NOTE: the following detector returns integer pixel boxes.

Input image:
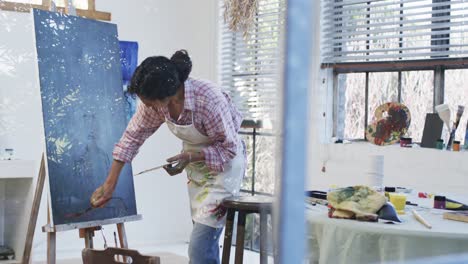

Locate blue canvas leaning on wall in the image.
[33,9,138,227]
[119,41,139,122]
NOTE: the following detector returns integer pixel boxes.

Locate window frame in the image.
[0,0,110,21]
[325,57,468,140]
[321,0,468,140]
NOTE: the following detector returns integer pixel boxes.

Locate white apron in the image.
[166,114,244,228]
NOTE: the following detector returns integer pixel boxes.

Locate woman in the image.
[90,50,245,264]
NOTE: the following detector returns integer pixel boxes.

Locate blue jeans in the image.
[188,222,224,264]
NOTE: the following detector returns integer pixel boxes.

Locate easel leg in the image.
[85,230,94,248]
[47,231,56,264]
[259,212,268,264]
[117,223,128,249]
[79,227,100,249]
[46,203,56,264]
[117,223,128,263]
[22,154,46,264]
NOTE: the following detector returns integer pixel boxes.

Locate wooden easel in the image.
[43,220,132,264]
[0,0,111,21]
[20,4,140,263]
[21,154,141,264]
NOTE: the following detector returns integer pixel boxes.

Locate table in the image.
[305,197,468,264]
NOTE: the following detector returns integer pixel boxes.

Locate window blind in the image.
[220,0,285,123]
[322,0,468,63]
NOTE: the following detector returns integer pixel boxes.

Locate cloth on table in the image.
[327,186,386,221]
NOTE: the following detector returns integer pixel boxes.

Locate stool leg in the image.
[259,212,268,264]
[272,215,278,264]
[222,209,235,264]
[235,211,246,264]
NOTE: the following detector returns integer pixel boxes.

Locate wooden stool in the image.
[221,195,273,264]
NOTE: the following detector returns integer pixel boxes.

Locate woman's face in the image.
[140,97,170,109]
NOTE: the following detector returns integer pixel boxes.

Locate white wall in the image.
[306,2,468,197]
[0,0,218,261]
[0,9,47,262]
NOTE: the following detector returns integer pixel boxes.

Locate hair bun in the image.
[170,49,192,82]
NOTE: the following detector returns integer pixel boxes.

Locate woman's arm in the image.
[91,102,164,207]
[164,94,241,175]
[201,97,242,173]
[112,103,164,162]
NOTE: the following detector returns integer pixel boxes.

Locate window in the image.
[220,0,285,253]
[322,0,468,143]
[220,0,285,125]
[220,0,285,196]
[0,0,110,21]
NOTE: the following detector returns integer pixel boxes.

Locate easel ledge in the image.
[0,0,111,21]
[42,214,142,232]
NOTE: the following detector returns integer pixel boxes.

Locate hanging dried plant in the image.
[223,0,259,38]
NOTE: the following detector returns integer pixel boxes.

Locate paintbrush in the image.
[64,206,94,218]
[412,209,432,229]
[435,104,451,132]
[465,121,468,150]
[446,105,465,150]
[134,161,178,176]
[435,104,451,148]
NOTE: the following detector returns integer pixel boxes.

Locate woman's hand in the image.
[164,152,191,176]
[90,181,116,208]
[90,160,125,207]
[164,151,205,176]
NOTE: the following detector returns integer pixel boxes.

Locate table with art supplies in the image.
[305,187,468,264]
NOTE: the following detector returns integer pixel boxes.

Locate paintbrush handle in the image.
[453,116,463,130]
[447,130,456,150]
[447,112,464,150]
[412,209,432,229]
[134,165,166,176]
[134,162,177,176]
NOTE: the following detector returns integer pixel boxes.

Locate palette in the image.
[366,102,411,146]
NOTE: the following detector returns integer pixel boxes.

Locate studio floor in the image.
[32,243,268,264]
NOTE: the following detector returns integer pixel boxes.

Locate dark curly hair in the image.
[127,50,192,100]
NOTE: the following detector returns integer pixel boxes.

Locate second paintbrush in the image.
[134,161,178,176]
[447,105,465,150]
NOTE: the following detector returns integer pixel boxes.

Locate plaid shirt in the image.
[113,78,243,172]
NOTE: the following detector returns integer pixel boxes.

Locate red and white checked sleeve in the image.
[201,96,242,173]
[112,103,164,162]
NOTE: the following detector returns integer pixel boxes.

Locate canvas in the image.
[33,9,137,226]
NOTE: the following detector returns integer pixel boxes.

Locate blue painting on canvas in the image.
[33,9,137,226]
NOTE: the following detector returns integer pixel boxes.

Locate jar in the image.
[4,148,14,160]
[453,141,461,151]
[436,139,444,150]
[384,186,396,199]
[434,195,446,209]
[400,137,412,147]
